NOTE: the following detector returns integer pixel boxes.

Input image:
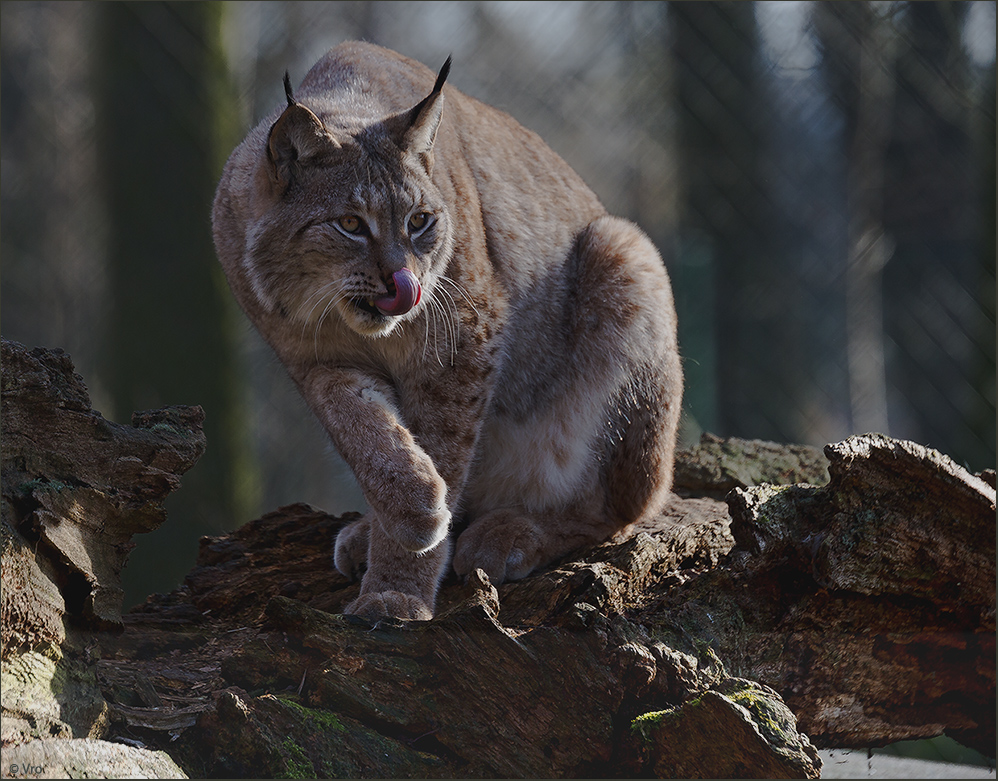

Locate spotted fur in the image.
[212,42,682,620]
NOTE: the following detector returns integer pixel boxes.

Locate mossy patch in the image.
[630,700,699,743]
[263,694,448,777]
[722,681,802,752]
[280,737,313,779]
[748,483,798,527]
[275,694,346,732]
[16,477,73,498]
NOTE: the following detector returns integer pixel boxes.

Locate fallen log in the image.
[2,339,993,778]
[717,435,995,753]
[1,339,202,777]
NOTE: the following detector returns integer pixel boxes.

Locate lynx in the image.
[212,42,682,620]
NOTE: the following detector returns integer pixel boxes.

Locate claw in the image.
[374,268,422,316]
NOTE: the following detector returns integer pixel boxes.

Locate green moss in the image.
[749,483,800,531]
[629,700,704,743]
[725,684,797,748]
[275,695,346,732]
[280,738,313,779]
[147,421,203,442]
[630,708,673,742]
[17,477,72,496]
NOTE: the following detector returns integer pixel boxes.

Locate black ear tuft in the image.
[394,55,452,164]
[283,71,295,106]
[432,56,452,94]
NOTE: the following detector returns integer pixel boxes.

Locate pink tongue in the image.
[374,268,422,316]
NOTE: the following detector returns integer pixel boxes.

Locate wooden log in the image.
[675,433,996,754]
[3,339,993,777]
[1,339,204,777]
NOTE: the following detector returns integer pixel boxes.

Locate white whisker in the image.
[296,278,348,324]
[293,279,351,359]
[437,274,480,320]
[437,289,459,365]
[432,296,452,366]
[425,297,444,366]
[420,294,436,363]
[423,278,461,366]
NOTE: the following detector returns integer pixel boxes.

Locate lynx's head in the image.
[244,58,454,338]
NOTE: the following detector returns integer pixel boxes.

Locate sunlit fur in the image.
[212,42,683,620]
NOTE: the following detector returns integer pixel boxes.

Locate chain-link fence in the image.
[2,1,995,605]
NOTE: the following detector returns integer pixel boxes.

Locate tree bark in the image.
[3,339,993,778]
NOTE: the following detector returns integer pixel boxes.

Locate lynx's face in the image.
[244,65,454,338]
[247,137,454,338]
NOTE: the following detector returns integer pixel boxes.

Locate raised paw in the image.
[334,516,370,580]
[345,590,433,621]
[453,511,544,585]
[382,502,452,554]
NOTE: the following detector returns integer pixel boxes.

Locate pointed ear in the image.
[397,56,451,165]
[266,72,340,190]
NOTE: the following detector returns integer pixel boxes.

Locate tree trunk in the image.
[2,339,993,778]
[840,3,897,436]
[670,2,791,442]
[93,1,251,607]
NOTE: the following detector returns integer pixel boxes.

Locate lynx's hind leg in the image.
[572,215,683,527]
[453,504,609,584]
[456,216,682,584]
[604,366,681,531]
[453,509,542,583]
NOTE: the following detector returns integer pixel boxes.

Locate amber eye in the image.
[408,212,431,233]
[337,215,363,235]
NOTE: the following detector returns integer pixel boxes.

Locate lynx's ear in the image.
[396,56,451,166]
[266,72,340,190]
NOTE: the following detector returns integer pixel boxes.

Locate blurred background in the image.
[2,1,995,611]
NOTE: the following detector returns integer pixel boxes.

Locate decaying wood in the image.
[715,435,996,753]
[1,339,202,777]
[2,339,994,778]
[1,340,206,632]
[671,431,830,500]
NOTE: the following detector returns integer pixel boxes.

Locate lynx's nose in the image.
[374,268,422,316]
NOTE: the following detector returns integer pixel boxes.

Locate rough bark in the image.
[2,339,994,778]
[715,435,995,753]
[1,339,202,777]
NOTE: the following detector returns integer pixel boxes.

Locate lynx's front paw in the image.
[453,511,545,585]
[382,502,451,554]
[345,591,433,621]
